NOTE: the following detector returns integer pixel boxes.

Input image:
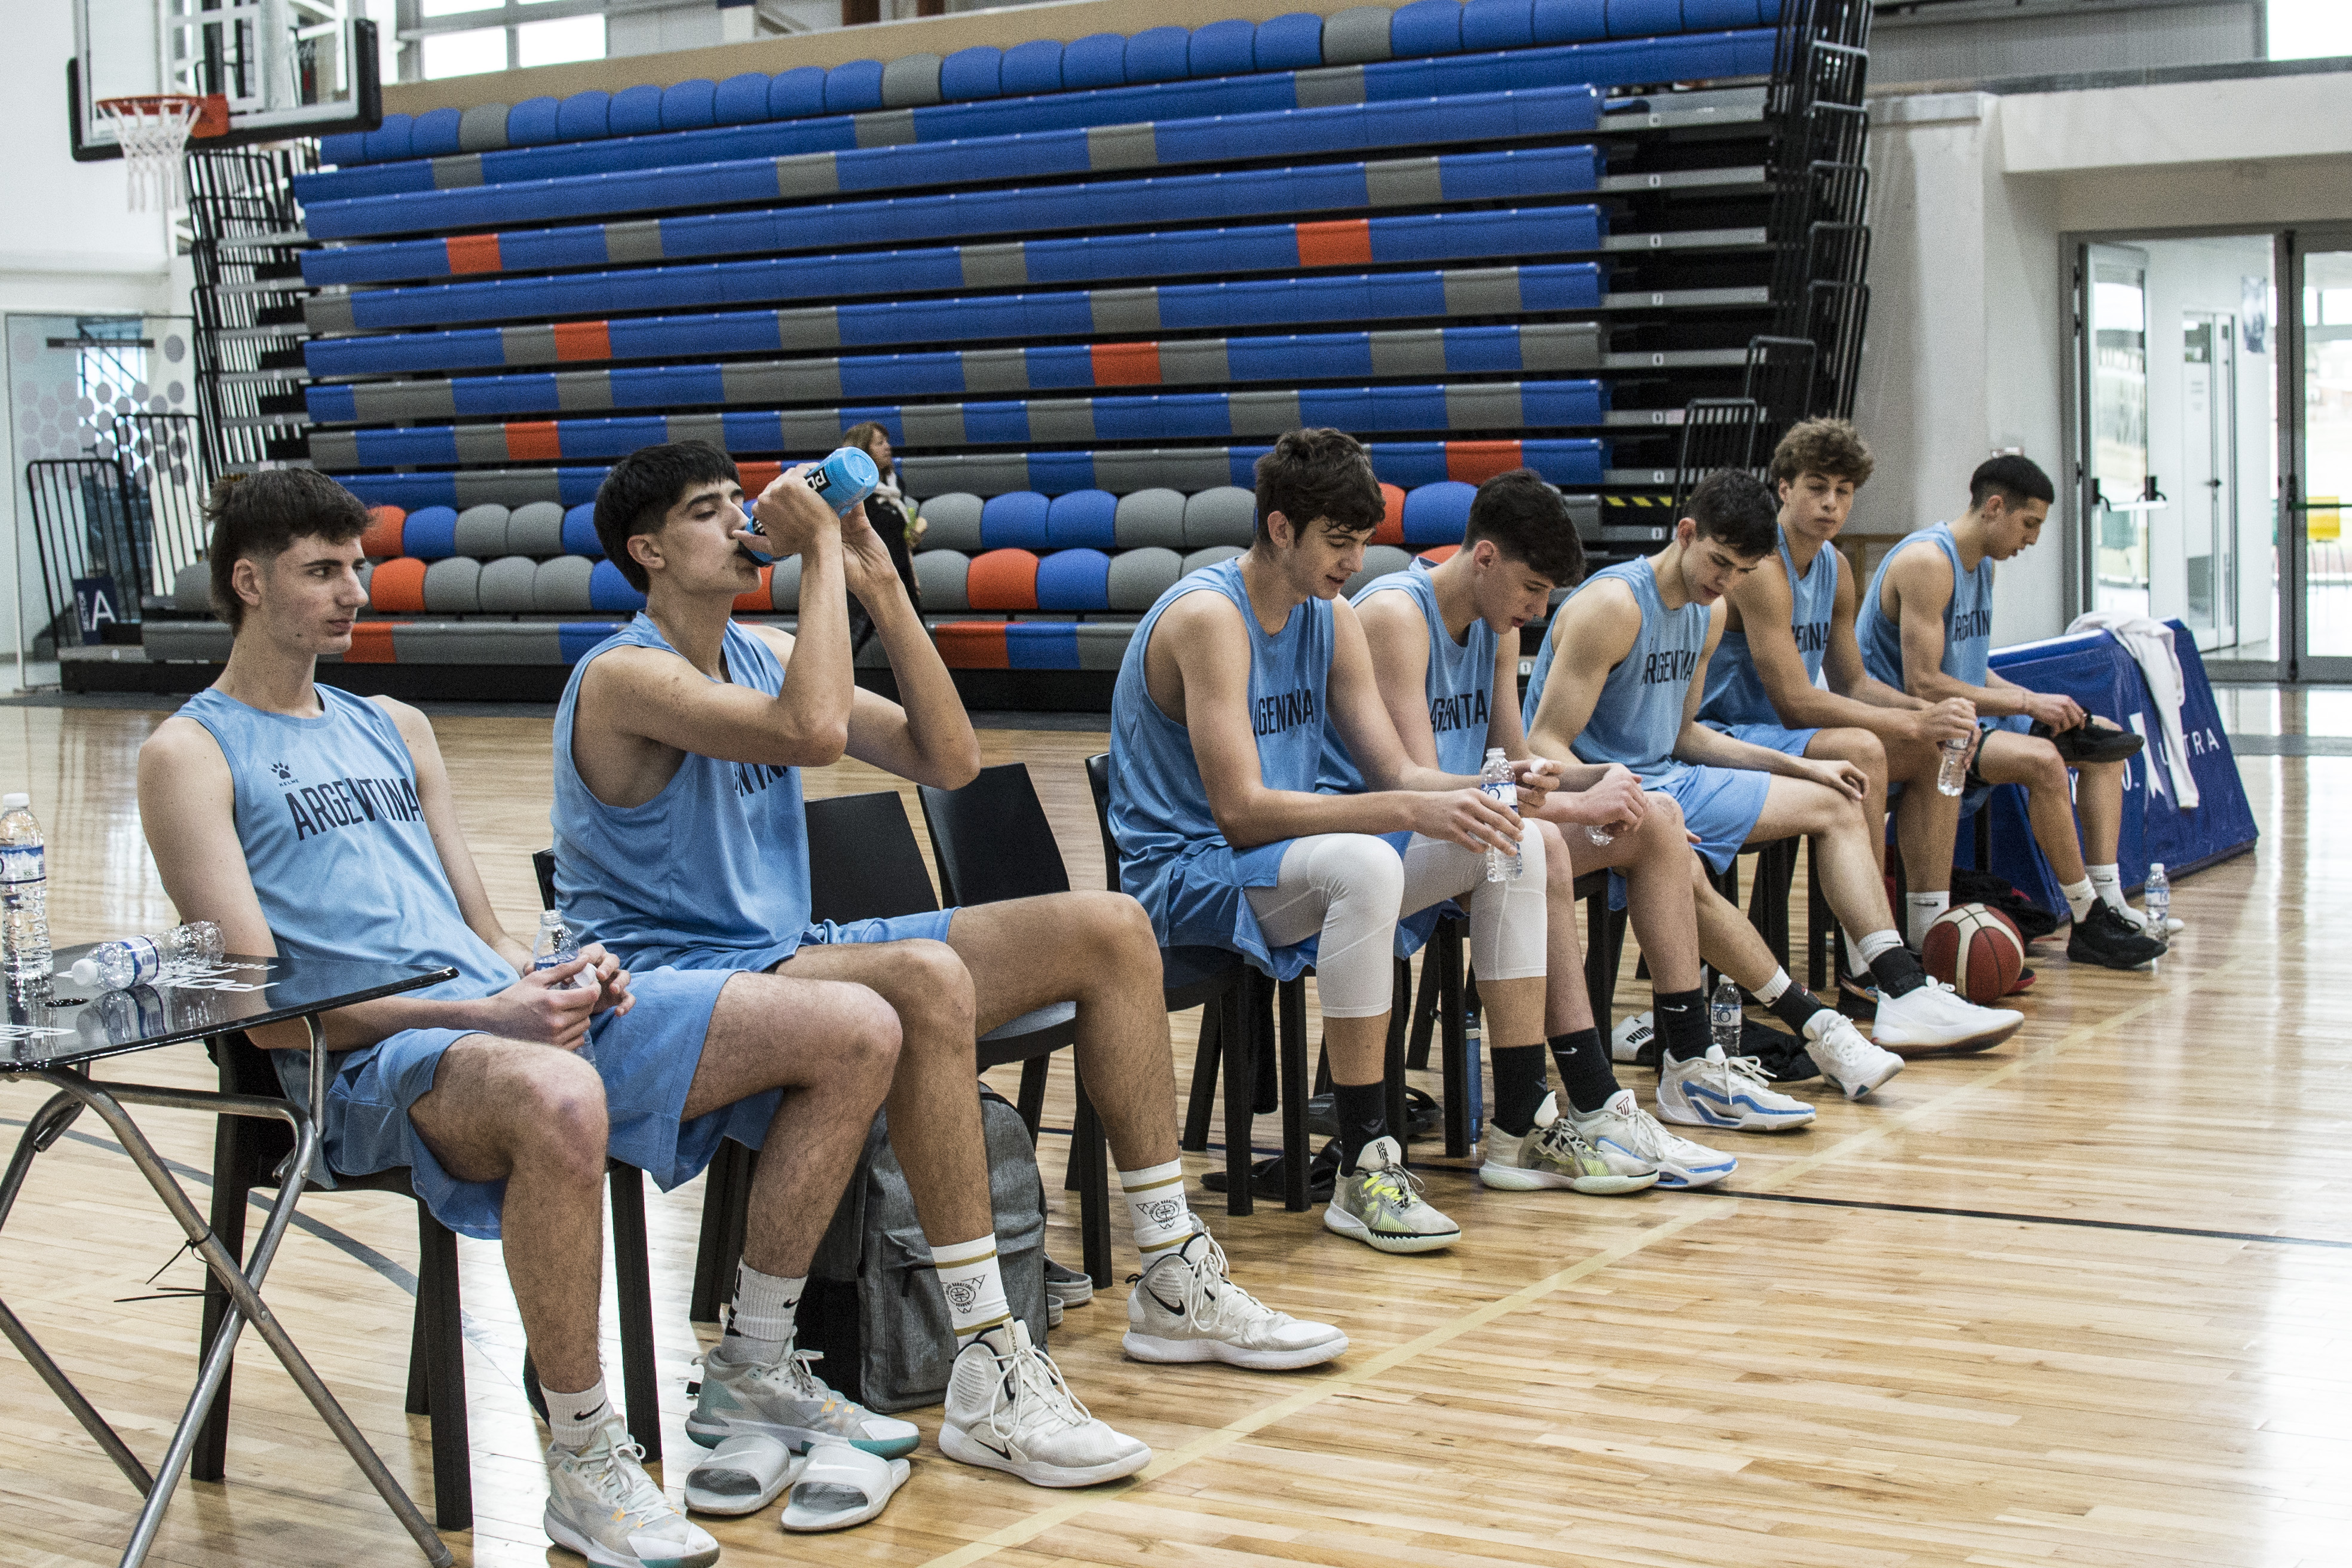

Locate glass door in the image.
[2293,231,2352,678]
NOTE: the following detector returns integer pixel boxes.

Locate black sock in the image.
[1766,982,1830,1036]
[1333,1079,1389,1171]
[1654,988,1710,1062]
[1867,944,1928,999]
[1489,1045,1551,1135]
[1547,1028,1620,1114]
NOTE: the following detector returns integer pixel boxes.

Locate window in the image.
[400,0,609,80]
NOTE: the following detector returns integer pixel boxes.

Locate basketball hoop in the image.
[96,94,227,212]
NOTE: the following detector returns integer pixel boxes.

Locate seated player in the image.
[138,469,906,1568]
[558,443,1345,1491]
[1857,455,2167,969]
[1699,419,1986,964]
[1111,428,1556,1253]
[1523,470,2023,1120]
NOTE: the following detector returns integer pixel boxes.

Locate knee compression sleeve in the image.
[1243,834,1405,1017]
[1399,828,1548,985]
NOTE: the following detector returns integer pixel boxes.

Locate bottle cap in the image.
[2,794,26,810]
[69,957,99,987]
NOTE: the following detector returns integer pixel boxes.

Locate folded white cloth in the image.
[2065,610,2199,808]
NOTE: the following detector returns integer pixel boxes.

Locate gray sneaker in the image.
[686,1337,919,1458]
[1478,1092,1658,1195]
[544,1414,718,1568]
[1044,1254,1092,1330]
[1322,1135,1460,1254]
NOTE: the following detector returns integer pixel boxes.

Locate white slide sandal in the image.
[780,1441,911,1533]
[684,1434,802,1516]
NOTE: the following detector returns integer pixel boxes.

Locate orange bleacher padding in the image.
[733,565,773,613]
[1090,342,1160,386]
[1447,441,1526,485]
[361,506,406,559]
[1296,219,1374,270]
[739,461,783,493]
[964,548,1039,610]
[553,320,612,361]
[445,232,502,274]
[1418,544,1460,565]
[506,422,563,461]
[368,556,427,613]
[1371,482,1407,545]
[344,622,399,663]
[932,623,1010,669]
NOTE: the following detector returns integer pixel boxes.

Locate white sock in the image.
[1118,1157,1195,1260]
[932,1234,1012,1347]
[2060,876,2096,921]
[1752,968,1790,1004]
[723,1261,805,1364]
[2087,863,2125,911]
[546,1376,612,1453]
[1840,926,1872,977]
[1905,891,1950,948]
[1855,929,1905,966]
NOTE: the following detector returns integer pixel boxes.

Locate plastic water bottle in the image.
[1710,973,1742,1056]
[2144,862,2170,935]
[66,921,224,991]
[1479,748,1523,883]
[1585,824,1615,847]
[1936,735,1971,797]
[531,910,586,987]
[1,794,51,1002]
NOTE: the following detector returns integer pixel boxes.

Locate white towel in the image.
[2065,611,2200,808]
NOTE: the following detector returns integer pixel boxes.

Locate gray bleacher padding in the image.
[454,504,511,558]
[1113,489,1187,549]
[882,54,944,109]
[145,621,233,662]
[919,492,984,552]
[1073,623,1138,670]
[1183,487,1257,547]
[1106,546,1183,610]
[507,501,566,556]
[770,555,801,611]
[1093,449,1238,495]
[477,555,538,612]
[1322,6,1396,64]
[392,622,565,664]
[1183,546,1246,575]
[914,550,970,611]
[459,103,511,153]
[1345,544,1416,596]
[457,470,567,508]
[173,562,210,614]
[422,558,482,614]
[533,555,596,612]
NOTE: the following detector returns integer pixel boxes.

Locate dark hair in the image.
[1769,418,1875,488]
[840,421,893,477]
[205,468,370,630]
[1465,468,1585,586]
[1251,427,1384,546]
[594,441,740,590]
[1969,453,2054,510]
[1685,470,1780,558]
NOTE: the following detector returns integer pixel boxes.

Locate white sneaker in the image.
[1567,1089,1738,1189]
[1478,1092,1657,1195]
[545,1414,719,1568]
[1323,1135,1462,1253]
[1610,1010,1658,1064]
[1123,1229,1348,1370]
[1870,977,2023,1052]
[687,1337,920,1458]
[1803,1013,1904,1100]
[1657,1048,1816,1132]
[941,1319,1151,1487]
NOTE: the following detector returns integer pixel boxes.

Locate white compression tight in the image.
[1243,829,1548,1017]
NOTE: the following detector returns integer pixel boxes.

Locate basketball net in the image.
[96,96,207,212]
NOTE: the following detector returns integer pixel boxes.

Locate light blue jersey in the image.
[1319,561,1496,790]
[1701,531,1840,730]
[1522,557,1705,785]
[1859,522,1993,690]
[1110,556,1336,980]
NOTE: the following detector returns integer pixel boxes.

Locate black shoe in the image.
[1835,973,1881,1020]
[2034,721,2144,765]
[1304,1086,1441,1141]
[1741,1018,1821,1084]
[1200,1139,1343,1201]
[2066,899,2167,969]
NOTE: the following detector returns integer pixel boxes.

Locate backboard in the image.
[71,0,381,161]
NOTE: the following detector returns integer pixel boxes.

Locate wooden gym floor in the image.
[2,698,2344,1568]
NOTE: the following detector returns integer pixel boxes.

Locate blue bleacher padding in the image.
[563,504,602,556]
[412,108,463,158]
[1002,623,1081,670]
[320,130,368,167]
[824,60,886,114]
[1463,0,1537,51]
[403,506,460,559]
[559,623,619,663]
[773,66,828,118]
[716,72,772,125]
[557,91,611,141]
[1684,0,1753,23]
[1530,0,1610,42]
[509,96,563,146]
[663,79,718,130]
[1063,33,1128,90]
[1402,480,1476,544]
[979,491,1052,549]
[1045,490,1119,549]
[309,384,358,422]
[1190,19,1257,77]
[589,559,648,611]
[1126,27,1192,84]
[942,46,1003,101]
[360,114,412,163]
[610,84,664,137]
[1606,0,1683,36]
[1003,39,1065,96]
[1036,548,1113,611]
[1392,0,1467,56]
[1255,13,1326,70]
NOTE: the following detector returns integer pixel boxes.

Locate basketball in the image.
[1920,904,2027,1004]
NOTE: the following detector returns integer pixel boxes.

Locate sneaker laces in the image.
[984,1334,1096,1443]
[1359,1157,1432,1213]
[1711,1054,1777,1093]
[580,1435,672,1530]
[699,1344,856,1420]
[1162,1232,1288,1333]
[1533,1117,1600,1168]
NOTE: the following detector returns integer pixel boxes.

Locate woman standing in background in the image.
[842,421,923,651]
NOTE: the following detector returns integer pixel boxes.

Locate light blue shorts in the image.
[1703,719,1821,758]
[280,965,757,1242]
[1655,763,1774,875]
[795,909,957,951]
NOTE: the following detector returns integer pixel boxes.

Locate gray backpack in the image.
[798,1086,1048,1413]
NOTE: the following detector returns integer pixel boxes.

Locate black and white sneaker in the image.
[2066,899,2167,970]
[1044,1255,1091,1328]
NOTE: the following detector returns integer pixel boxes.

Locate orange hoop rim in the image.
[96,93,230,139]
